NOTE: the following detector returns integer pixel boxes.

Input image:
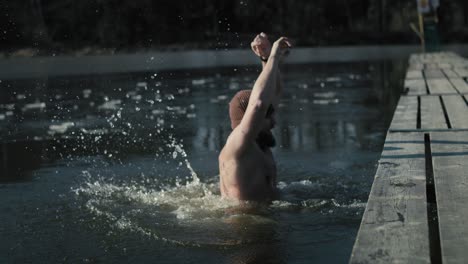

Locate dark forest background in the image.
[1,0,468,56]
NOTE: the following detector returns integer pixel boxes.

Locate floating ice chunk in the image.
[166,106,186,114]
[0,114,5,120]
[5,111,13,116]
[83,89,92,98]
[217,95,228,100]
[313,98,339,105]
[98,99,121,110]
[152,109,165,115]
[177,87,190,94]
[136,82,147,88]
[348,74,357,79]
[16,94,26,100]
[325,77,342,82]
[192,79,206,85]
[314,92,336,98]
[132,94,142,101]
[22,102,46,111]
[5,104,14,110]
[186,113,196,118]
[126,91,137,98]
[229,82,239,90]
[49,122,74,134]
[80,128,108,135]
[155,94,162,102]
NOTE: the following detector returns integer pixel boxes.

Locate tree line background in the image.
[1,0,468,56]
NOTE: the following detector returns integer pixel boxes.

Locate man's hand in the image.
[251,32,271,61]
[270,37,292,60]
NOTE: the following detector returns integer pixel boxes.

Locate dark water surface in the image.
[0,61,404,263]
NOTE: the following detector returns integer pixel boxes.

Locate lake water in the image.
[0,61,404,263]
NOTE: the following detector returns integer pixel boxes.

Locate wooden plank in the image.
[425,63,440,69]
[426,78,458,94]
[443,69,459,78]
[409,54,423,64]
[390,96,418,130]
[442,95,468,129]
[408,64,424,71]
[421,96,447,129]
[424,69,445,79]
[406,70,423,79]
[431,131,468,264]
[453,68,468,77]
[350,132,429,264]
[449,78,468,93]
[437,63,452,69]
[405,79,427,95]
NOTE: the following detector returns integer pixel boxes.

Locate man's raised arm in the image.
[253,33,284,109]
[237,37,291,139]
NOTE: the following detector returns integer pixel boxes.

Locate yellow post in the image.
[418,13,425,52]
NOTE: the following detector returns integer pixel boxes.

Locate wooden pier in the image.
[350,52,468,263]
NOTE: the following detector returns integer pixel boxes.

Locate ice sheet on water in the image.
[229,82,239,90]
[1,104,15,110]
[325,76,342,82]
[98,99,121,110]
[82,89,92,98]
[22,101,46,111]
[217,95,228,100]
[131,94,142,101]
[313,98,339,105]
[136,82,147,88]
[80,128,108,135]
[314,92,336,98]
[48,122,75,134]
[192,79,206,86]
[151,109,165,115]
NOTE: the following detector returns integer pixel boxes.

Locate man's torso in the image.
[219,135,278,201]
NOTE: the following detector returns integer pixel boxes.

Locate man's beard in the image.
[256,130,276,150]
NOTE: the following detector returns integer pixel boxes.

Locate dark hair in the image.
[265,104,275,118]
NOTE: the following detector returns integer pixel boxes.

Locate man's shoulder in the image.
[221,129,255,158]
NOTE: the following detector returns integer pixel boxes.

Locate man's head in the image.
[229,90,276,149]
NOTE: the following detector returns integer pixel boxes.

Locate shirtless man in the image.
[219,33,291,201]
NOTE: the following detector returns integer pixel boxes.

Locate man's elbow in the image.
[249,99,267,113]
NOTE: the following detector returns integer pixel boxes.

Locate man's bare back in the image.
[219,131,278,201]
[218,33,291,202]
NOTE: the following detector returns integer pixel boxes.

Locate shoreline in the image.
[1,44,468,80]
